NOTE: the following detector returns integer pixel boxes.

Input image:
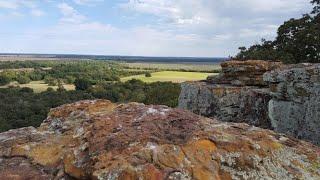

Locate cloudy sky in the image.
[0,0,312,57]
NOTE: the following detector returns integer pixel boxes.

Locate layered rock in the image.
[179,83,272,129]
[207,60,282,86]
[179,60,320,145]
[0,100,319,179]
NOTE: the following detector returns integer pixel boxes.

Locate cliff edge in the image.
[1,100,319,179]
[179,60,320,145]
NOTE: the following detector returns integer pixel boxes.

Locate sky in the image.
[0,0,313,57]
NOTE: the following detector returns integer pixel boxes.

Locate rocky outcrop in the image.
[264,63,320,146]
[1,100,319,179]
[179,60,320,145]
[179,83,272,129]
[207,60,282,86]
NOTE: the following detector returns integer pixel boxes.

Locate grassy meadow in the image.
[121,71,215,83]
[121,62,221,73]
[0,81,75,93]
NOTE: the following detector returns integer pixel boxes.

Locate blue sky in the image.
[0,0,312,57]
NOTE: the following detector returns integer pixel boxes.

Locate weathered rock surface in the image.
[207,60,282,86]
[1,99,319,179]
[264,63,320,146]
[179,82,272,129]
[179,60,320,146]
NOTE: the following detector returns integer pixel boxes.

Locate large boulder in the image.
[0,100,319,179]
[264,63,320,146]
[179,82,272,129]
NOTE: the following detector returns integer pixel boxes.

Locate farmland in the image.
[121,71,215,83]
[121,62,221,73]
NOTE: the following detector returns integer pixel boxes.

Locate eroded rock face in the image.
[264,63,320,146]
[179,60,320,145]
[207,60,282,86]
[179,82,272,129]
[0,100,319,179]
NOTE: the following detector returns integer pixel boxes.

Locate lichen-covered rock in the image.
[178,82,272,129]
[264,63,320,146]
[1,99,319,179]
[180,60,320,145]
[208,60,282,86]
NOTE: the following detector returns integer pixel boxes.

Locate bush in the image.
[74,78,92,91]
[46,87,54,92]
[0,74,11,86]
[145,72,152,77]
[44,76,58,86]
[16,75,31,84]
[19,87,34,93]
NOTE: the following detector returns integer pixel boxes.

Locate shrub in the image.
[0,74,11,86]
[145,72,152,77]
[16,75,31,84]
[74,78,92,91]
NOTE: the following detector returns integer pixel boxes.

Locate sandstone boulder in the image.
[208,60,282,86]
[1,100,319,179]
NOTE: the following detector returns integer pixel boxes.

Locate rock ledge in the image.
[1,100,319,179]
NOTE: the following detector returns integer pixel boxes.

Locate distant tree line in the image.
[0,60,150,86]
[235,0,320,63]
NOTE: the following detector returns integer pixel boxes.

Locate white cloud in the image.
[73,0,104,6]
[0,0,313,57]
[58,3,86,23]
[120,0,216,25]
[0,1,19,9]
[30,9,45,17]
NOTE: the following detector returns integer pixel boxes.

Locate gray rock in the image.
[179,61,320,145]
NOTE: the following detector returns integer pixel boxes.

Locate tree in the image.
[74,78,92,91]
[235,1,320,63]
[44,76,58,86]
[57,80,66,92]
[311,0,320,14]
[0,74,11,86]
[276,14,320,63]
[16,75,31,84]
[145,72,152,77]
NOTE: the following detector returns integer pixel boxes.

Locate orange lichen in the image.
[63,153,87,179]
[29,144,62,167]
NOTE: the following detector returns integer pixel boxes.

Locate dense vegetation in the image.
[0,60,149,86]
[235,0,320,63]
[0,79,180,132]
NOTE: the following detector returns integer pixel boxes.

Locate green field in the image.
[121,71,216,83]
[121,62,221,73]
[0,81,75,93]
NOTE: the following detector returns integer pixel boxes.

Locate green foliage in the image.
[235,1,320,63]
[0,88,93,132]
[75,78,92,91]
[0,79,181,132]
[64,75,76,84]
[16,75,31,84]
[57,80,66,92]
[0,74,11,86]
[44,76,58,86]
[29,70,44,81]
[145,72,152,77]
[311,0,320,14]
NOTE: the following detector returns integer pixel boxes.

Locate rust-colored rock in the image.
[0,100,319,179]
